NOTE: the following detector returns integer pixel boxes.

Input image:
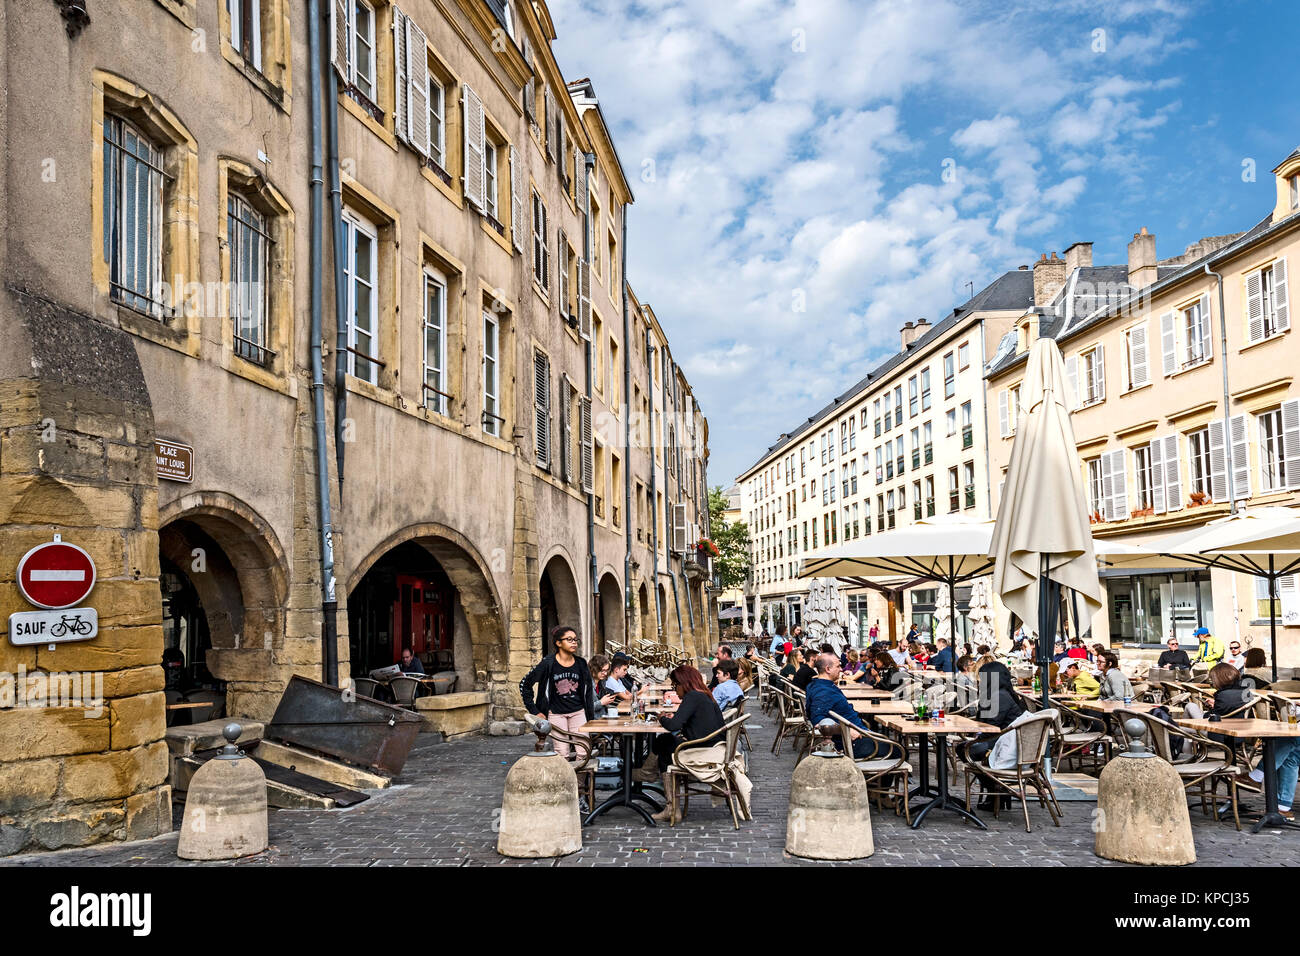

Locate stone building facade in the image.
[0,0,709,854]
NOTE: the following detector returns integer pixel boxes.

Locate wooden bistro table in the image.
[838,685,896,700]
[851,700,916,717]
[580,716,668,827]
[1178,717,1300,833]
[875,714,1000,830]
[1076,699,1159,715]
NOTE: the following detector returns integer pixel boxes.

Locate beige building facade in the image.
[986,148,1300,662]
[0,0,708,855]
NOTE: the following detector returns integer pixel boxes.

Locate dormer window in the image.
[1291,173,1299,210]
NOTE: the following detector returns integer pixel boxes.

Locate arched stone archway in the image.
[596,571,623,654]
[540,553,583,653]
[347,524,505,696]
[158,493,289,719]
[638,581,653,643]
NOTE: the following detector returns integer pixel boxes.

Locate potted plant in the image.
[695,537,720,558]
[1188,491,1211,508]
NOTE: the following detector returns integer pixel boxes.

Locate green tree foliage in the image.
[708,486,751,590]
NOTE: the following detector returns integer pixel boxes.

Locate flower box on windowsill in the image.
[1187,492,1212,509]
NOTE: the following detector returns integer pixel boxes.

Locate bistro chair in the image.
[388,676,421,710]
[352,677,382,699]
[1053,703,1112,773]
[829,712,912,824]
[1268,680,1300,693]
[664,714,751,829]
[547,722,597,809]
[1114,708,1244,828]
[722,694,755,756]
[770,680,808,756]
[960,710,1062,833]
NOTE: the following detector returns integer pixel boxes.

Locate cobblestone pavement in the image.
[7,694,1297,867]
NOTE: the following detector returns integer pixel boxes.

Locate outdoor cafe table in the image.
[580,717,667,827]
[837,686,896,700]
[851,700,917,716]
[1075,700,1159,714]
[1178,718,1300,833]
[874,714,1000,829]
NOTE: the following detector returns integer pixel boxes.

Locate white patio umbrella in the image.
[990,339,1102,711]
[799,514,997,672]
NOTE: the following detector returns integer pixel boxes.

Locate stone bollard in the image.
[786,719,874,860]
[177,722,268,860]
[1095,718,1195,866]
[496,720,582,858]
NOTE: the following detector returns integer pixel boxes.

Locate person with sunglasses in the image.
[519,625,596,758]
[1224,641,1247,670]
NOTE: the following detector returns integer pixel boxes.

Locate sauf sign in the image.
[9,535,99,646]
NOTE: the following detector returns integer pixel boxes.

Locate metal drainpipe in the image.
[583,152,597,643]
[307,0,339,685]
[621,209,633,644]
[1204,263,1237,513]
[646,332,662,639]
[978,318,994,518]
[327,64,348,492]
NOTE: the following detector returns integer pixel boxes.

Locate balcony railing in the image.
[965,485,976,509]
[913,501,922,521]
[962,424,973,449]
[926,497,935,517]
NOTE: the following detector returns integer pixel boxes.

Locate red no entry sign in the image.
[17,538,97,609]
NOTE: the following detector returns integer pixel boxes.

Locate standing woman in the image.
[519,625,597,757]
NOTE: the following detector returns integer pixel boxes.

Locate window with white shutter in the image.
[1064,355,1079,410]
[1229,413,1251,501]
[534,350,551,469]
[544,87,555,162]
[1149,437,1166,513]
[998,389,1009,438]
[404,13,429,157]
[1246,259,1289,344]
[1206,421,1228,502]
[531,190,548,291]
[1108,448,1129,521]
[580,396,594,493]
[461,85,486,211]
[393,7,408,144]
[1125,323,1150,389]
[1160,311,1177,376]
[509,145,523,252]
[560,377,573,483]
[1088,457,1105,518]
[1162,433,1183,511]
[1283,399,1300,491]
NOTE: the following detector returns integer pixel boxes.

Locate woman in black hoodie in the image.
[958,660,1027,809]
[519,625,596,757]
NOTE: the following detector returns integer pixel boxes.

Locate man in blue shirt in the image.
[804,654,878,759]
[711,659,745,711]
[929,638,954,672]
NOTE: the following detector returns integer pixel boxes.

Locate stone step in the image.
[169,754,337,810]
[252,739,391,790]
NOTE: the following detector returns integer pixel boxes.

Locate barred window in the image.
[103,115,167,317]
[227,194,272,365]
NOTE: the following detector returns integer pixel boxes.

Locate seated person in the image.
[804,654,879,759]
[634,665,725,823]
[708,644,734,690]
[399,647,425,675]
[712,659,745,712]
[870,652,906,692]
[1065,637,1090,660]
[1060,659,1100,698]
[1157,638,1191,671]
[842,648,866,681]
[1051,640,1070,663]
[929,638,954,673]
[604,653,636,701]
[888,642,912,668]
[909,642,929,668]
[1242,647,1270,687]
[1097,651,1133,701]
[588,654,619,712]
[958,660,1027,808]
[791,652,817,691]
[779,648,805,683]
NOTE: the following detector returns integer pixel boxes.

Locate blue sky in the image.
[551,0,1300,487]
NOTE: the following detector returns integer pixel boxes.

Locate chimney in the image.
[1064,241,1093,274]
[1032,252,1068,306]
[899,320,915,349]
[1128,227,1157,290]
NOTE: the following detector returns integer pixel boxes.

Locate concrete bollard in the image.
[1095,718,1195,866]
[497,720,582,859]
[177,722,268,860]
[786,719,874,860]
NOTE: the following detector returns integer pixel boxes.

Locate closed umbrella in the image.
[989,339,1102,713]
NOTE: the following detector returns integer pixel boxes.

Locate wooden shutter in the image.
[1094,344,1105,401]
[522,37,535,121]
[1160,311,1177,376]
[557,228,568,317]
[1149,438,1166,514]
[1247,269,1266,343]
[330,0,349,77]
[580,396,594,493]
[544,87,555,162]
[1108,449,1129,521]
[405,14,429,157]
[1064,355,1079,409]
[461,85,485,211]
[578,255,591,339]
[1099,453,1113,520]
[1283,399,1300,490]
[1208,419,1228,503]
[1275,258,1290,332]
[392,7,408,145]
[509,145,523,252]
[998,389,1009,438]
[1163,433,1183,511]
[1198,295,1213,361]
[1129,323,1150,388]
[1230,413,1251,501]
[560,378,573,482]
[534,351,550,469]
[671,503,688,552]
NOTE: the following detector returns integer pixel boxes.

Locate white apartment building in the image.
[736,269,1036,645]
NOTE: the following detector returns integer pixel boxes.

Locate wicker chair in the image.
[664,715,751,828]
[388,676,421,710]
[960,711,1063,832]
[1114,708,1244,828]
[1054,703,1112,773]
[770,680,810,757]
[546,721,597,809]
[829,712,912,824]
[352,677,382,699]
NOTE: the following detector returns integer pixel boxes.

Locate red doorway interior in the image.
[392,574,453,665]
